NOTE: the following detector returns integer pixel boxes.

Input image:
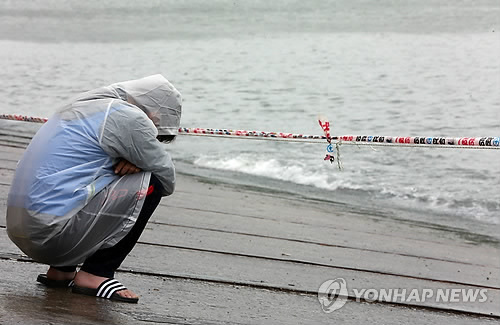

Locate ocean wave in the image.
[193,154,361,192]
[192,154,500,225]
[378,186,500,225]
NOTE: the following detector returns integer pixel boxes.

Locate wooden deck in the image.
[0,126,499,324]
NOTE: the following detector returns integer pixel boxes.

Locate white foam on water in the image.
[193,153,500,226]
[193,154,355,191]
[379,185,500,225]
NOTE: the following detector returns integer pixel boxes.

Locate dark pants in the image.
[53,174,164,278]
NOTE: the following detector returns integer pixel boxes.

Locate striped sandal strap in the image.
[96,278,127,299]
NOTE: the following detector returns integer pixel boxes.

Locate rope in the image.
[1,113,499,150]
[177,127,328,142]
[178,127,500,150]
[2,112,499,171]
[0,114,48,123]
[179,132,324,143]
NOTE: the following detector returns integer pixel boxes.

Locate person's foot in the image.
[73,271,138,300]
[46,267,76,281]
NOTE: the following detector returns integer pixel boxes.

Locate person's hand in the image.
[114,159,141,176]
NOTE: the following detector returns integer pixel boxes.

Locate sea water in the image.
[0,0,499,240]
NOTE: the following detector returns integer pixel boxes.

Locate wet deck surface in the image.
[0,128,499,324]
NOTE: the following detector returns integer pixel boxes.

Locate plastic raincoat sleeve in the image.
[100,106,175,196]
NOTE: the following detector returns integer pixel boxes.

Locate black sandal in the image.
[36,274,74,288]
[72,278,139,303]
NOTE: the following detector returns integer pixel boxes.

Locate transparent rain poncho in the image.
[6,74,182,266]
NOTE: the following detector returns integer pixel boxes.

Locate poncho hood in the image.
[110,74,182,136]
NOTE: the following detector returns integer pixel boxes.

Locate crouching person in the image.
[6,74,182,303]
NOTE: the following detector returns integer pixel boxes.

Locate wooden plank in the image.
[0,161,18,171]
[0,145,26,156]
[0,258,495,325]
[139,223,499,288]
[0,149,24,162]
[1,227,498,317]
[166,176,500,247]
[120,243,500,316]
[152,204,499,268]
